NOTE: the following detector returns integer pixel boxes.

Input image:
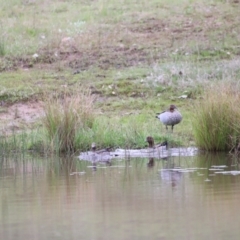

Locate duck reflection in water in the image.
[90,161,112,171]
[160,162,182,187]
[90,143,112,170]
[147,158,155,167]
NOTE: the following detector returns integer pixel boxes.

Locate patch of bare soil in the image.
[64,45,151,70]
[0,101,44,134]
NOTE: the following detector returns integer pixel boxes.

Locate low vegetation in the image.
[1,0,240,154]
[0,100,182,155]
[41,89,181,153]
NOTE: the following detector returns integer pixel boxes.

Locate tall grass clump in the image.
[42,89,95,153]
[192,83,240,151]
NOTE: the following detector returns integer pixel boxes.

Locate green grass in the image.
[75,114,182,151]
[1,0,240,153]
[1,0,240,61]
[0,110,184,155]
[192,83,240,151]
[0,128,44,159]
[40,89,184,153]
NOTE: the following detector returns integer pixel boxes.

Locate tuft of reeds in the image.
[0,128,42,160]
[192,83,240,151]
[42,89,95,153]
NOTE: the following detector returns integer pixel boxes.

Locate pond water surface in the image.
[1,153,240,239]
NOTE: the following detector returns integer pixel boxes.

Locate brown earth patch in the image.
[0,101,44,134]
[64,45,152,70]
[130,17,168,33]
[50,12,240,71]
[1,3,240,73]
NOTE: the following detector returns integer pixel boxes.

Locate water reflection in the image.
[1,153,240,239]
[147,157,154,167]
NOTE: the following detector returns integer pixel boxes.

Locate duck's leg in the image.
[171,125,174,132]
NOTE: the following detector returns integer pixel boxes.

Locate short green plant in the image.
[74,114,182,151]
[192,83,240,151]
[0,41,5,56]
[42,89,95,153]
[0,32,6,56]
[0,128,43,160]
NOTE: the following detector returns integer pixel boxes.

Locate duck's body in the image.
[79,137,197,163]
[146,136,168,149]
[91,142,112,154]
[156,105,182,131]
[78,143,113,163]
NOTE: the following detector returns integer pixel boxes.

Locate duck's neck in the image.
[148,141,154,148]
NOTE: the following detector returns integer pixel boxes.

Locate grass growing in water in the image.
[0,128,46,160]
[192,84,240,151]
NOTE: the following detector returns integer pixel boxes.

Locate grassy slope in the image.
[0,0,240,147]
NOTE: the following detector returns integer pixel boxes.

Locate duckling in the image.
[91,142,97,151]
[146,136,155,148]
[146,136,168,149]
[91,142,112,154]
[89,142,113,163]
[156,104,182,132]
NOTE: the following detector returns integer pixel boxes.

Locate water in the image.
[1,153,240,239]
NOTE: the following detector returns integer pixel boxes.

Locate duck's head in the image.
[91,142,96,151]
[146,136,154,148]
[169,104,177,112]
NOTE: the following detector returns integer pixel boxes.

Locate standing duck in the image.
[156,105,182,132]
